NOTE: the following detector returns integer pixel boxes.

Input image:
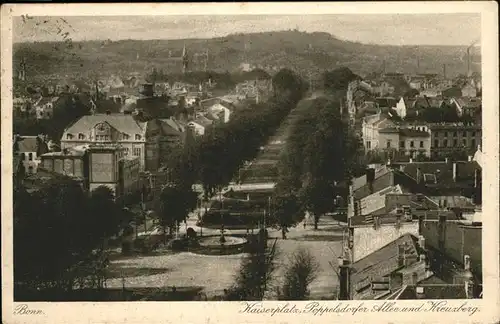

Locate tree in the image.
[280,248,319,300]
[226,238,279,301]
[158,184,197,239]
[270,193,303,239]
[323,67,361,91]
[87,186,121,248]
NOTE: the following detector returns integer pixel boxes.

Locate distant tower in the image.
[18,57,26,81]
[204,48,209,72]
[182,43,189,74]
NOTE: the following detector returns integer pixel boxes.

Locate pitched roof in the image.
[353,166,391,191]
[16,136,38,153]
[401,161,480,186]
[456,97,481,109]
[159,118,184,135]
[356,185,403,216]
[63,114,146,136]
[351,234,420,299]
[394,284,468,300]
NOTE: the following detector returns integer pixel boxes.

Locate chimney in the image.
[474,168,481,188]
[419,253,426,263]
[416,168,422,184]
[418,235,426,250]
[416,286,425,298]
[438,214,447,252]
[338,257,351,300]
[397,244,405,267]
[412,272,418,285]
[452,162,457,182]
[463,254,471,271]
[445,157,449,164]
[366,168,375,193]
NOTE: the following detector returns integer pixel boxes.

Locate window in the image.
[471,139,476,148]
[434,139,439,148]
[133,147,141,156]
[135,134,141,140]
[66,134,73,140]
[443,131,448,137]
[443,139,448,147]
[462,139,467,146]
[471,131,476,137]
[463,131,467,137]
[124,147,130,155]
[366,141,371,150]
[420,141,424,148]
[453,139,458,146]
[20,152,26,160]
[400,141,405,148]
[28,153,33,161]
[78,133,85,140]
[386,140,391,149]
[123,133,130,140]
[28,166,33,174]
[410,141,414,148]
[453,131,457,137]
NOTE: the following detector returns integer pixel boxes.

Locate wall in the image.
[89,152,115,183]
[352,221,419,262]
[378,132,400,151]
[421,220,482,275]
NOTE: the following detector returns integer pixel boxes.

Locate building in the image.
[451,97,481,119]
[461,84,477,98]
[13,135,49,175]
[61,113,185,172]
[428,122,482,158]
[362,114,431,158]
[397,159,481,201]
[40,144,140,198]
[339,212,482,300]
[34,96,58,119]
[187,116,212,136]
[378,127,431,158]
[40,146,87,181]
[208,103,232,123]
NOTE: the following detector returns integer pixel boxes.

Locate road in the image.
[238,91,324,185]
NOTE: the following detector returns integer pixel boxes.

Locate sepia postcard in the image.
[1,2,499,324]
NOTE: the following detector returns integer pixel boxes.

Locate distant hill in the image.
[13,30,481,81]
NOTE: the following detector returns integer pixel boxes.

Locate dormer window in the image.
[123,133,130,140]
[66,134,73,140]
[135,134,141,140]
[78,133,85,140]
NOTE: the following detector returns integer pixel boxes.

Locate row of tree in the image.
[158,69,307,227]
[271,68,364,232]
[14,182,124,298]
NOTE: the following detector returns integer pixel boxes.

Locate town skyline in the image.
[14,14,481,46]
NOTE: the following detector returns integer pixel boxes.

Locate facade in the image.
[119,156,141,196]
[13,135,49,175]
[40,144,140,198]
[429,122,481,158]
[362,114,431,158]
[87,144,125,194]
[61,113,185,172]
[40,146,87,181]
[461,84,477,98]
[208,103,232,123]
[34,97,58,119]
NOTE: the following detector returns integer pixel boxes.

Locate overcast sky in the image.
[14,14,481,46]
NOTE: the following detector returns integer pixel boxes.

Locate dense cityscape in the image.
[12,16,483,302]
